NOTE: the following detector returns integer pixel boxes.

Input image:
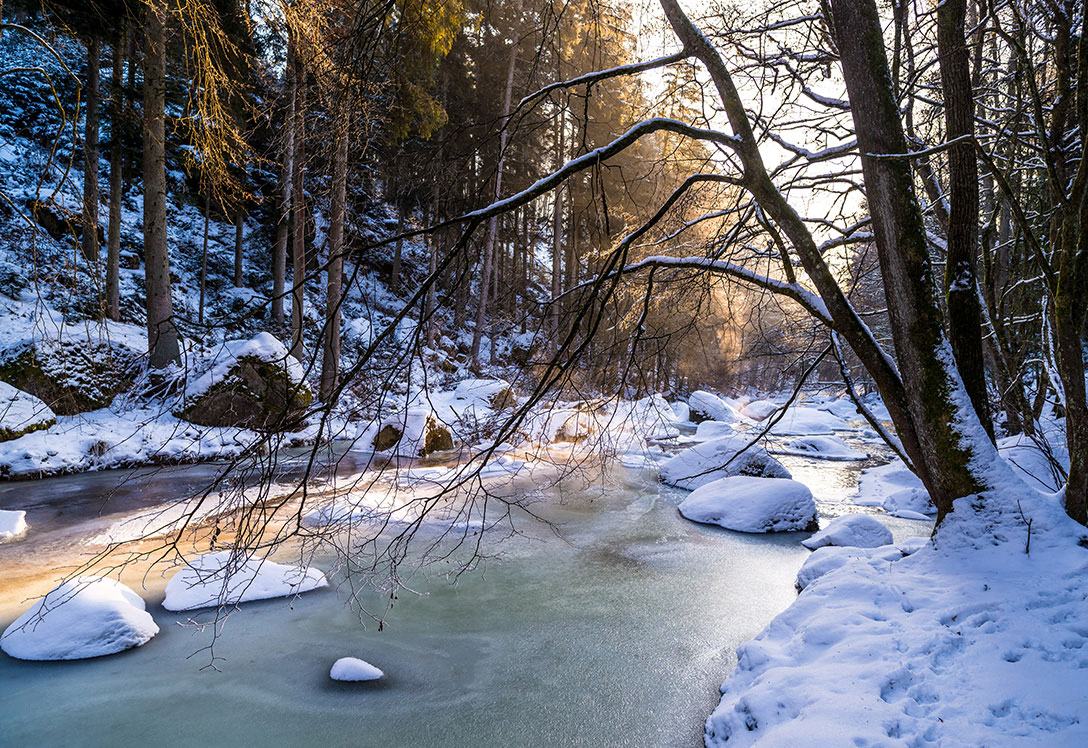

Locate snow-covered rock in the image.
[0,508,27,541]
[801,514,893,550]
[660,435,791,490]
[452,378,515,409]
[330,657,384,681]
[772,435,867,461]
[855,460,936,518]
[177,333,312,431]
[0,338,138,415]
[357,407,454,456]
[687,391,739,423]
[670,401,690,423]
[679,476,818,533]
[769,406,853,435]
[692,420,734,441]
[740,399,779,421]
[0,380,55,441]
[794,541,920,590]
[1,577,158,660]
[162,551,328,611]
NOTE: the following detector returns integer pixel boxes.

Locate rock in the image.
[330,657,383,681]
[162,551,328,611]
[0,338,138,415]
[0,380,56,441]
[679,476,818,533]
[453,378,516,409]
[0,509,28,542]
[687,391,738,423]
[740,399,779,421]
[359,407,454,456]
[660,434,791,490]
[176,333,312,431]
[802,514,893,550]
[1,577,158,660]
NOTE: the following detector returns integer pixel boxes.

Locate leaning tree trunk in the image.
[829,0,996,518]
[320,104,348,404]
[82,35,101,266]
[937,0,993,441]
[105,29,124,322]
[141,1,180,368]
[289,51,307,363]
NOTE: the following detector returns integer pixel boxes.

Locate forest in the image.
[0,0,1086,745]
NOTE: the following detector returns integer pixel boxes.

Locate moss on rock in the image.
[0,340,138,415]
[176,355,313,432]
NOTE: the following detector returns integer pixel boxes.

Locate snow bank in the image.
[0,508,27,541]
[0,380,55,440]
[1,577,158,660]
[691,420,735,442]
[772,435,867,461]
[688,391,740,423]
[330,657,384,681]
[998,431,1068,493]
[660,435,791,490]
[740,399,779,421]
[769,406,853,435]
[801,513,893,550]
[795,537,927,590]
[705,490,1088,746]
[162,551,328,611]
[678,476,817,533]
[855,461,936,519]
[452,378,514,409]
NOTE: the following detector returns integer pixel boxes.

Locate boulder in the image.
[802,514,893,550]
[687,391,738,423]
[679,476,818,533]
[162,551,328,611]
[0,338,138,415]
[359,407,454,456]
[660,434,791,490]
[453,378,516,410]
[1,577,158,660]
[740,399,779,421]
[0,380,56,441]
[176,333,312,431]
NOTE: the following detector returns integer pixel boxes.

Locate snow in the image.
[356,407,448,457]
[452,378,511,405]
[795,538,926,590]
[687,390,740,423]
[183,332,305,403]
[998,431,1068,493]
[0,508,27,541]
[769,406,853,435]
[801,513,893,549]
[161,551,329,611]
[740,399,779,421]
[659,435,791,490]
[705,488,1088,747]
[330,657,384,681]
[855,460,936,518]
[678,476,817,533]
[771,434,867,461]
[1,577,158,660]
[671,400,691,423]
[0,380,55,436]
[690,420,735,441]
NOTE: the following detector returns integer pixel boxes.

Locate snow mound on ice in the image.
[670,401,690,423]
[1,577,158,660]
[0,508,27,541]
[769,406,852,435]
[688,391,740,423]
[678,476,817,533]
[802,514,893,550]
[691,420,734,441]
[660,435,791,490]
[773,435,867,461]
[740,399,779,421]
[162,551,328,611]
[330,657,384,681]
[795,538,925,590]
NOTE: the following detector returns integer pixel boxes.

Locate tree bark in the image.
[937,0,993,441]
[271,35,295,331]
[289,50,307,362]
[82,35,101,266]
[233,207,244,288]
[105,29,123,322]
[320,104,349,404]
[141,1,180,368]
[199,194,209,326]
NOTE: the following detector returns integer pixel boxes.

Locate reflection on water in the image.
[0,448,930,747]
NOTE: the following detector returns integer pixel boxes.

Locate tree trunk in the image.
[937,0,993,441]
[105,29,123,322]
[392,196,404,294]
[199,194,209,326]
[233,207,244,288]
[320,104,349,404]
[289,51,306,362]
[471,13,519,369]
[550,114,564,349]
[271,36,295,331]
[829,0,996,517]
[141,2,180,368]
[82,35,100,266]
